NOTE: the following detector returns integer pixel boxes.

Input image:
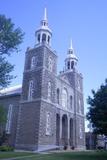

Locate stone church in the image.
[0,9,85,151]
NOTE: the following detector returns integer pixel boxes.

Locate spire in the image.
[68,39,74,55]
[41,7,48,27]
[35,8,52,46]
[44,8,47,21]
[69,39,73,50]
[65,39,78,71]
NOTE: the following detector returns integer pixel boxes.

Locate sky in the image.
[0,0,107,131]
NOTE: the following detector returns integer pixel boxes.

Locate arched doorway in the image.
[56,114,60,145]
[62,114,68,146]
[69,118,73,146]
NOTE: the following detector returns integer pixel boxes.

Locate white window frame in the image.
[5,104,13,134]
[31,56,36,69]
[48,81,51,100]
[28,80,34,100]
[48,56,53,72]
[46,112,51,135]
[79,121,83,139]
[70,95,72,109]
[62,88,68,109]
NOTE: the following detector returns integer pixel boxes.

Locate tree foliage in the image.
[0,105,6,126]
[87,79,107,136]
[0,57,14,89]
[0,15,24,56]
[0,105,7,145]
[0,15,24,89]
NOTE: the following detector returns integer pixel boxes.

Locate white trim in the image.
[5,104,13,134]
[46,112,51,135]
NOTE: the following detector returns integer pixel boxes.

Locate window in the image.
[42,34,46,42]
[48,36,50,44]
[28,80,34,100]
[78,99,81,113]
[67,61,70,69]
[31,56,36,69]
[57,88,60,104]
[37,34,40,42]
[62,88,68,108]
[79,121,83,139]
[48,56,53,72]
[70,96,72,109]
[78,79,81,90]
[46,112,51,135]
[5,104,13,134]
[79,99,82,114]
[48,81,51,100]
[71,61,74,69]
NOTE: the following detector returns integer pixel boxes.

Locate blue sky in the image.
[1,0,107,130]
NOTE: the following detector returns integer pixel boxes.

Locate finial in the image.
[44,8,47,21]
[69,39,73,50]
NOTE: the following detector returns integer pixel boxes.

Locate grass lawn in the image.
[0,151,107,160]
[0,152,35,159]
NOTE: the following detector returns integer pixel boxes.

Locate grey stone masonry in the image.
[0,94,20,147]
[0,10,86,151]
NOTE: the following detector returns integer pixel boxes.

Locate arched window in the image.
[62,88,68,108]
[70,96,72,109]
[42,33,46,42]
[57,88,60,104]
[48,81,51,100]
[37,34,40,42]
[48,56,53,72]
[79,120,83,139]
[67,61,70,69]
[31,56,35,69]
[6,104,13,134]
[79,99,81,113]
[71,61,74,69]
[28,80,34,100]
[46,112,51,135]
[48,35,50,44]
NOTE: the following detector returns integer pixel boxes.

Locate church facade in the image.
[0,9,85,151]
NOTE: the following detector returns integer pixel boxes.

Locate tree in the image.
[0,15,24,89]
[0,105,6,132]
[87,79,107,136]
[0,105,7,145]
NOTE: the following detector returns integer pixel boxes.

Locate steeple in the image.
[44,8,47,21]
[69,39,73,50]
[35,8,52,46]
[65,39,78,71]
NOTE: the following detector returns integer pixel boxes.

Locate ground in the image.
[0,151,107,160]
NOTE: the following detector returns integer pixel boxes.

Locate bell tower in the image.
[62,40,85,149]
[15,8,57,151]
[35,8,52,46]
[65,40,78,71]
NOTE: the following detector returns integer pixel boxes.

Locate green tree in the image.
[0,15,24,89]
[87,79,107,136]
[0,105,6,132]
[0,105,7,145]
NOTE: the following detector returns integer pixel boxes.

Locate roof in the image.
[0,85,22,97]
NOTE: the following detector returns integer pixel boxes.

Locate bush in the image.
[0,145,14,151]
[71,146,75,150]
[64,145,68,150]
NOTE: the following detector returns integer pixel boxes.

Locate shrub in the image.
[64,145,68,150]
[71,146,75,150]
[0,145,14,151]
